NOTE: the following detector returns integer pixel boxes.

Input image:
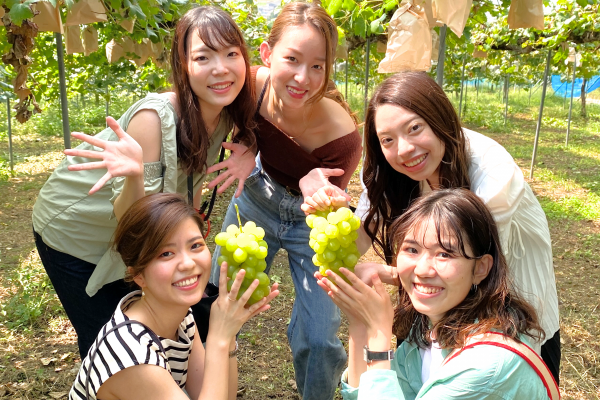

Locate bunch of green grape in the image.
[306,206,361,283]
[214,206,270,305]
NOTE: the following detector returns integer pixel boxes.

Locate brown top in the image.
[251,66,362,192]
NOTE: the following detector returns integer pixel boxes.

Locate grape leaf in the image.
[8,3,34,26]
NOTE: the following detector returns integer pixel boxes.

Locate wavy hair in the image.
[171,6,256,175]
[390,189,544,349]
[363,72,471,263]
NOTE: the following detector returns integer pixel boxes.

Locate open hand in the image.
[64,116,143,195]
[206,142,256,198]
[209,262,279,340]
[314,268,393,338]
[299,168,351,199]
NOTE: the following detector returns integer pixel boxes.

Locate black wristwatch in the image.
[363,346,394,364]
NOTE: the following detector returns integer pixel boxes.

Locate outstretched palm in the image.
[64,117,144,195]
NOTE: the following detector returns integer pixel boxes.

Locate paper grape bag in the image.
[82,25,98,56]
[106,39,124,63]
[378,1,431,73]
[65,0,107,26]
[133,39,151,66]
[431,29,439,62]
[32,2,63,34]
[119,18,136,33]
[507,0,544,30]
[65,25,84,55]
[432,0,472,37]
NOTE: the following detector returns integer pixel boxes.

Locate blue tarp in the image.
[551,75,600,98]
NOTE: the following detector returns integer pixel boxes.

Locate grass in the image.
[0,85,599,399]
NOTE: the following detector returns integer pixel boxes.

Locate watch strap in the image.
[363,346,394,363]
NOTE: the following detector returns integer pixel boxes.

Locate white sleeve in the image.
[354,167,371,221]
[466,130,526,253]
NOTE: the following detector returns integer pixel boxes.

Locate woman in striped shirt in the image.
[69,193,278,400]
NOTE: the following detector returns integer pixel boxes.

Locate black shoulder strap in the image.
[256,75,270,114]
[85,319,166,399]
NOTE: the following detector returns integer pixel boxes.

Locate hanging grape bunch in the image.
[306,206,361,284]
[214,205,271,305]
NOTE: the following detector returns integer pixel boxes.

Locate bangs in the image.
[194,13,244,51]
[397,202,477,260]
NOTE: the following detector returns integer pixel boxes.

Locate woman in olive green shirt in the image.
[33,6,256,357]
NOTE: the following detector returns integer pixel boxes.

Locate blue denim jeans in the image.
[211,160,347,400]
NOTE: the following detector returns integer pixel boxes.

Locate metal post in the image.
[530,50,552,179]
[6,96,13,172]
[436,25,447,88]
[476,76,479,103]
[363,37,370,123]
[529,83,532,105]
[566,58,577,146]
[105,84,109,127]
[463,77,468,119]
[504,75,510,125]
[345,59,348,100]
[458,57,466,117]
[55,33,71,149]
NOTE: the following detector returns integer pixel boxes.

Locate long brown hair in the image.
[171,6,256,175]
[113,193,204,284]
[267,2,356,122]
[363,72,471,263]
[390,189,544,349]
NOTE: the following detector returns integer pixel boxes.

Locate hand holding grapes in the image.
[301,185,351,215]
[314,267,393,340]
[64,117,144,195]
[209,261,279,342]
[214,205,273,305]
[306,206,362,282]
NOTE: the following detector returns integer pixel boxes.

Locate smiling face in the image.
[375,104,446,188]
[186,30,246,115]
[396,218,490,325]
[134,217,211,308]
[260,24,327,109]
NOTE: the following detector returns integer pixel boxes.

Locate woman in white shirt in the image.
[302,71,560,382]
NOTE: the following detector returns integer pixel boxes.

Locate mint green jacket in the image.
[341,336,549,400]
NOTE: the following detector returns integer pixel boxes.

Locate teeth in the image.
[405,154,427,168]
[210,83,232,90]
[288,87,306,95]
[173,275,199,287]
[414,283,443,294]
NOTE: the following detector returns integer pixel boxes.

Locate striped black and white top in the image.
[69,291,196,400]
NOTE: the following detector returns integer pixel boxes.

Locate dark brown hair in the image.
[390,189,543,349]
[363,72,471,263]
[171,6,256,175]
[114,193,204,283]
[268,2,357,122]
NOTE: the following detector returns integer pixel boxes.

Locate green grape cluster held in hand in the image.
[306,206,361,283]
[215,205,271,305]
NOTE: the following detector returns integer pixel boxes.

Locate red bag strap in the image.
[442,332,560,400]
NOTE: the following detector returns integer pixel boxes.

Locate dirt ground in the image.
[1,125,599,399]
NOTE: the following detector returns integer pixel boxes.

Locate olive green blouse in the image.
[32,93,232,296]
